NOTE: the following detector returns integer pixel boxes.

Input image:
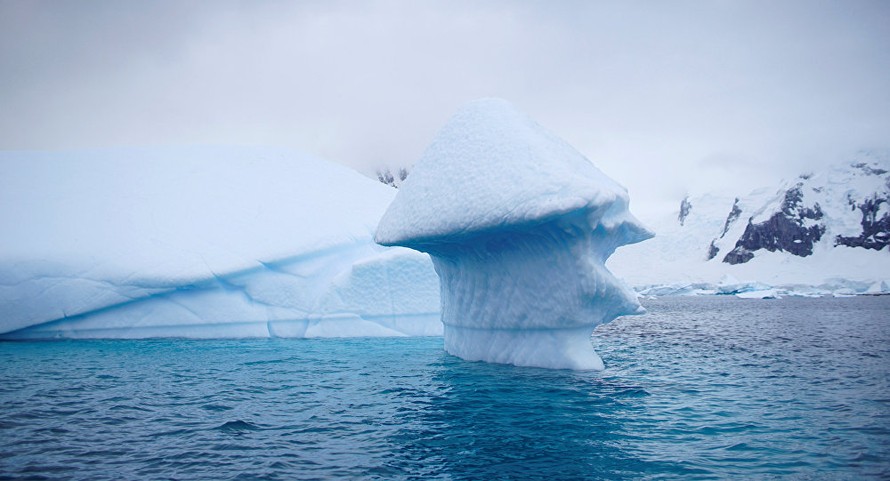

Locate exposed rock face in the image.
[835,195,890,250]
[721,199,743,237]
[375,167,409,188]
[678,196,692,226]
[723,185,826,264]
[707,198,742,260]
[606,152,890,290]
[707,241,720,261]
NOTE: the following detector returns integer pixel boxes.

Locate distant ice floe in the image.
[635,274,890,300]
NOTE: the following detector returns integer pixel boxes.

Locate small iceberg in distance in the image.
[375,98,652,370]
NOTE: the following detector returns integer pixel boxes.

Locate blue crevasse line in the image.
[1,240,375,336]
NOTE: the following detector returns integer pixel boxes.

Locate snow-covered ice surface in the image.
[609,151,890,298]
[0,147,441,339]
[377,98,652,370]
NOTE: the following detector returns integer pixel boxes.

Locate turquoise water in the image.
[1,296,888,480]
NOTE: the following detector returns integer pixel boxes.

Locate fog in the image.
[2,0,889,219]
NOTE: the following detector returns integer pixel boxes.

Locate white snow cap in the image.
[375,97,652,247]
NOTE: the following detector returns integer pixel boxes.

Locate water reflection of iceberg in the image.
[380,354,679,479]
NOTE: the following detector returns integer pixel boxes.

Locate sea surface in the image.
[1,296,888,480]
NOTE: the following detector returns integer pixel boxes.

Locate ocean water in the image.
[1,297,888,480]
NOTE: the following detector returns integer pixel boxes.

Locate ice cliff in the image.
[376,98,652,370]
[0,147,440,339]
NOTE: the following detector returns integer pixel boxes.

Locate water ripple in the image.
[0,297,888,479]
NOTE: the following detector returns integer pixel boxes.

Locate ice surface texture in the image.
[376,98,652,370]
[0,147,440,339]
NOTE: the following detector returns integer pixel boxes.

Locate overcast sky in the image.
[2,0,889,219]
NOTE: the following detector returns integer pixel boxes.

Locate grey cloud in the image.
[1,0,888,220]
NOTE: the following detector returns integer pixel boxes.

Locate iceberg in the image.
[376,98,652,370]
[0,147,440,339]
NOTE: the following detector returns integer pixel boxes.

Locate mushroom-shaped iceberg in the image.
[375,99,652,370]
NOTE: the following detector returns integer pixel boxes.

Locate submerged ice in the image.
[376,98,652,370]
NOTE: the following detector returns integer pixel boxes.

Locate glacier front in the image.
[0,147,440,339]
[376,98,652,370]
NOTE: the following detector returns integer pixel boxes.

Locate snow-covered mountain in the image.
[608,151,890,296]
